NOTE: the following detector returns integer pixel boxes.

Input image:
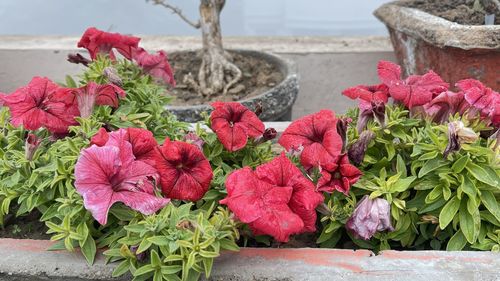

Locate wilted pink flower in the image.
[133,48,175,86]
[75,82,126,118]
[346,195,394,240]
[336,117,352,152]
[183,132,205,150]
[74,139,169,225]
[263,128,277,141]
[423,91,465,124]
[25,134,41,161]
[356,100,385,133]
[444,121,478,158]
[348,130,375,166]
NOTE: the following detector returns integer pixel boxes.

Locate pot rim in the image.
[374,0,500,50]
[164,49,298,111]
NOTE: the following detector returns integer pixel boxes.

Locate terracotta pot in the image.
[374,0,500,90]
[165,50,299,122]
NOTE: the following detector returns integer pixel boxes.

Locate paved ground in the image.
[0,49,395,119]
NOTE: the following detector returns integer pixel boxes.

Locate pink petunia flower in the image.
[456,79,499,125]
[74,138,169,225]
[254,153,324,233]
[220,167,304,242]
[77,27,140,60]
[183,132,205,151]
[210,102,265,152]
[90,128,158,167]
[133,48,176,86]
[342,83,389,110]
[0,77,79,134]
[279,110,343,171]
[64,82,126,118]
[24,133,41,161]
[154,138,213,201]
[317,154,362,195]
[377,61,449,108]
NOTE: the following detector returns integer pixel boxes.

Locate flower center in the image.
[333,171,342,179]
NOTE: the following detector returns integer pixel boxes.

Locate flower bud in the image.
[103,67,123,86]
[346,195,394,240]
[130,245,147,262]
[347,130,375,166]
[25,134,41,161]
[253,101,263,117]
[337,117,352,152]
[183,132,204,150]
[263,128,277,141]
[67,53,91,66]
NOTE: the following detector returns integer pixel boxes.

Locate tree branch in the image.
[150,0,201,29]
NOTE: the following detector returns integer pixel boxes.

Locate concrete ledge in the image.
[0,36,392,53]
[0,238,499,281]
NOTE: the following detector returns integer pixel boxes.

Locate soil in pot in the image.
[169,51,284,106]
[403,0,500,25]
[0,210,49,240]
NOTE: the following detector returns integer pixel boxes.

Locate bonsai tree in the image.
[147,0,241,97]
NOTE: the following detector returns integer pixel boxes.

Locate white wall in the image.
[0,0,391,36]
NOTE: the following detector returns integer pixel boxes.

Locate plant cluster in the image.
[0,28,498,281]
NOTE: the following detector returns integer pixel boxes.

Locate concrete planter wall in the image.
[1,238,499,281]
[165,50,299,122]
[374,0,500,90]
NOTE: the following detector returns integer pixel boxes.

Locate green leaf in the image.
[161,265,182,275]
[396,154,407,177]
[439,195,460,229]
[460,176,477,199]
[446,230,467,251]
[390,176,416,192]
[465,162,499,187]
[451,154,469,173]
[134,265,155,276]
[65,75,77,88]
[459,200,480,244]
[150,250,161,268]
[219,238,239,251]
[480,191,500,222]
[80,235,96,266]
[148,236,171,246]
[418,159,447,178]
[112,260,130,277]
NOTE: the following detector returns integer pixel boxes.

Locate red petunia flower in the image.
[90,128,158,166]
[220,167,304,242]
[210,102,265,152]
[133,48,176,86]
[77,27,140,60]
[255,153,324,232]
[0,77,79,133]
[342,83,389,110]
[279,110,343,171]
[154,138,213,201]
[317,154,362,195]
[456,79,499,125]
[75,139,169,225]
[377,61,449,108]
[423,91,465,124]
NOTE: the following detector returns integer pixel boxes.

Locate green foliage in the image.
[317,104,500,251]
[104,204,239,281]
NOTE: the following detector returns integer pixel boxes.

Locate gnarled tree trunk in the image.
[185,0,241,97]
[151,0,242,96]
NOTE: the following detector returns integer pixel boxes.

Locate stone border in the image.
[374,0,500,50]
[0,238,499,281]
[0,36,392,53]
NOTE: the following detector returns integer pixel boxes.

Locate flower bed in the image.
[0,28,499,281]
